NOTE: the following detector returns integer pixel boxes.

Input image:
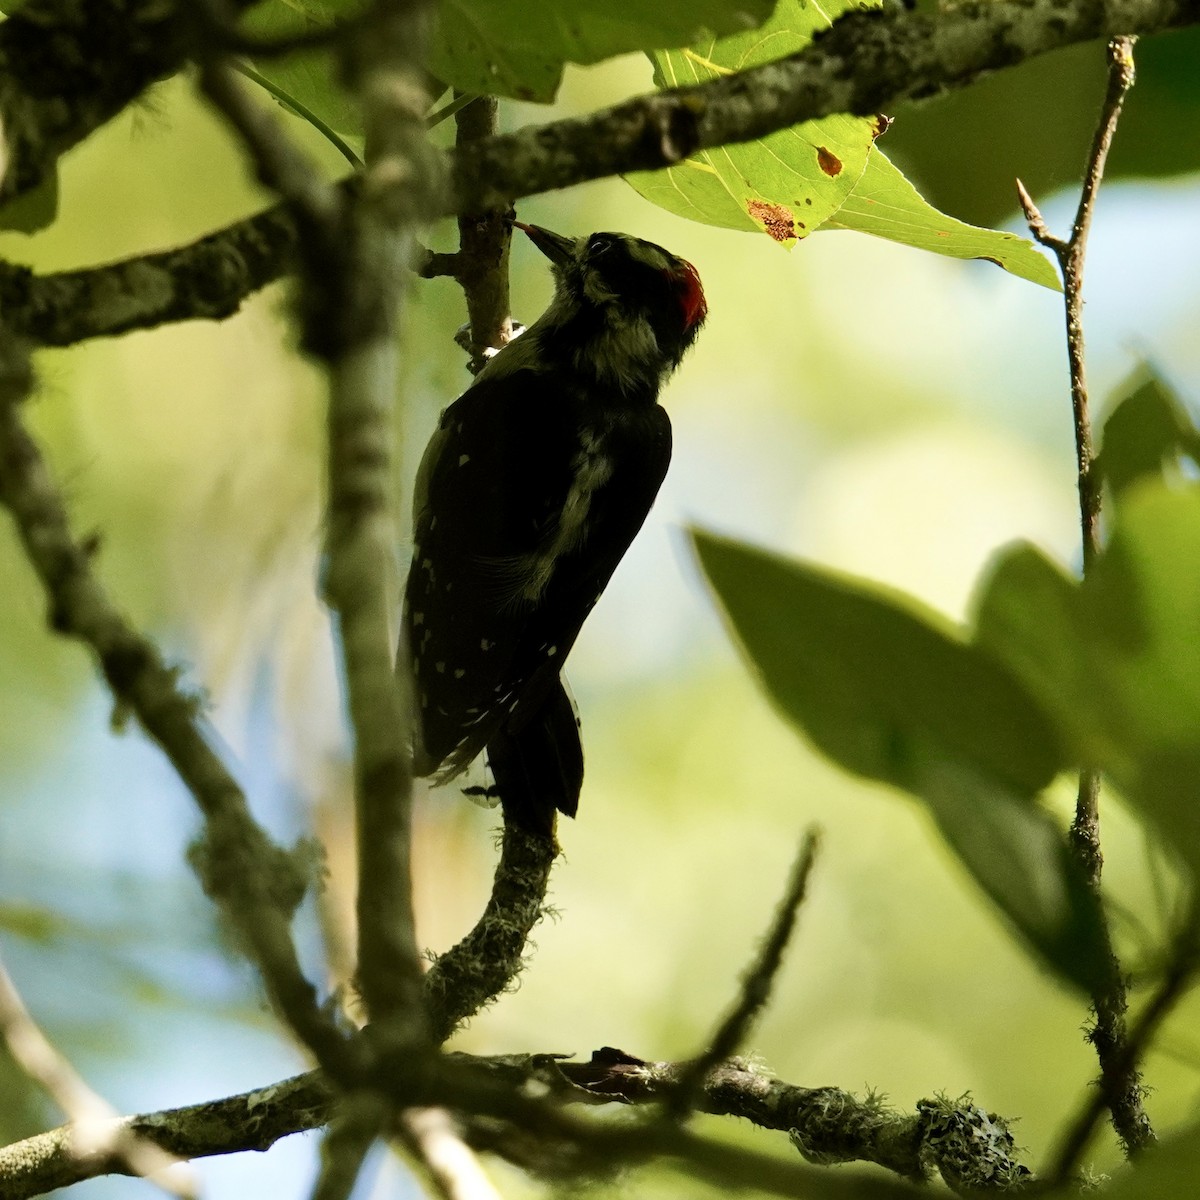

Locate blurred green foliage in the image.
[693,530,1111,996]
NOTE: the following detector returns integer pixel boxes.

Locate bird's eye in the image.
[587,233,612,258]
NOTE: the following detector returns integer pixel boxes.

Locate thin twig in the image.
[419,249,461,279]
[1017,35,1150,1159]
[400,1108,503,1200]
[195,59,348,358]
[1044,920,1199,1183]
[197,62,340,232]
[309,1095,388,1200]
[0,956,197,1200]
[668,829,820,1117]
[1016,36,1136,571]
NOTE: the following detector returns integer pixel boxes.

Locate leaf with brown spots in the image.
[816,147,843,177]
[625,0,1059,289]
[626,0,877,240]
[747,200,796,243]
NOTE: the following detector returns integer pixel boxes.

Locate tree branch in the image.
[198,9,436,1050]
[308,1094,386,1200]
[2,0,1197,233]
[0,203,461,349]
[3,1,1197,350]
[551,1050,1030,1191]
[0,207,298,346]
[1017,36,1137,573]
[452,94,515,374]
[668,829,820,1117]
[423,823,558,1044]
[0,1072,334,1200]
[332,0,442,1041]
[0,0,192,205]
[446,0,1200,214]
[0,1046,1036,1200]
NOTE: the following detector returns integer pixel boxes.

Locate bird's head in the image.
[515,222,707,395]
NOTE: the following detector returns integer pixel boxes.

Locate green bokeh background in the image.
[2,39,1200,1198]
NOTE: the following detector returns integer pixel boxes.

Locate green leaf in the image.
[1081,487,1200,876]
[243,2,366,143]
[0,167,58,234]
[431,0,778,103]
[1098,366,1200,496]
[693,531,1061,793]
[627,0,879,241]
[825,149,1062,290]
[973,544,1094,759]
[244,0,778,128]
[627,1,1056,288]
[975,487,1200,883]
[692,530,1106,992]
[919,759,1110,995]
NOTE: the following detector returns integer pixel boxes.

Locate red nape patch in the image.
[666,260,707,330]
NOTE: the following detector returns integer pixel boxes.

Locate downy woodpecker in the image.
[403,223,706,836]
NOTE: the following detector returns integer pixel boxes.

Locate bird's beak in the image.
[514,222,575,265]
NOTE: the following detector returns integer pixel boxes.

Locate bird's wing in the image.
[404,366,671,777]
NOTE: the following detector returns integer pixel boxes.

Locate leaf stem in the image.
[233,60,364,170]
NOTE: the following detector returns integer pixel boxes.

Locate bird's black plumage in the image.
[403,224,705,836]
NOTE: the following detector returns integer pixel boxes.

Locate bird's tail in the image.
[486,677,583,838]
